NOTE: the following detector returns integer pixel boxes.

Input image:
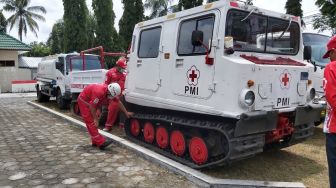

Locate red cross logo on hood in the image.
[280,70,291,89]
[187,65,200,86]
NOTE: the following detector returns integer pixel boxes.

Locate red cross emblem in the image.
[187,66,200,86]
[280,70,291,89]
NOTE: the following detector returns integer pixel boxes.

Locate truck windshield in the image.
[303,33,330,67]
[225,10,300,55]
[70,55,102,71]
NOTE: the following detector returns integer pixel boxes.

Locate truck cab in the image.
[303,33,330,96]
[36,53,102,109]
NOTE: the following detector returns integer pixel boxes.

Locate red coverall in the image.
[104,67,126,129]
[78,84,108,146]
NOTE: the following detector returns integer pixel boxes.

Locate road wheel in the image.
[56,89,68,109]
[130,119,141,137]
[189,137,208,165]
[170,130,186,156]
[156,126,169,149]
[143,122,155,144]
[37,87,49,102]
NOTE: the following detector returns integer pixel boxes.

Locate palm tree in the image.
[144,0,174,19]
[0,10,7,32]
[0,0,46,41]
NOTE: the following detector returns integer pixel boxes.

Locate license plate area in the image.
[274,97,290,109]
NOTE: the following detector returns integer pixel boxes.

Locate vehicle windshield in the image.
[225,10,300,55]
[70,55,102,71]
[303,33,330,67]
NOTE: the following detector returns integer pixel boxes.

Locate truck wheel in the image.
[56,89,68,109]
[37,88,50,102]
[70,101,80,116]
[98,107,108,128]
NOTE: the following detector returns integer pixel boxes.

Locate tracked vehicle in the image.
[124,1,323,168]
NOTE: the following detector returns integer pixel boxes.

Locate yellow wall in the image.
[0,50,31,92]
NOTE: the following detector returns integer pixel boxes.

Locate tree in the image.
[285,0,303,17]
[314,0,336,34]
[119,0,144,50]
[144,0,172,18]
[0,10,6,32]
[47,20,65,54]
[178,0,202,10]
[92,0,119,52]
[0,0,46,41]
[62,0,88,52]
[24,41,51,57]
[87,13,97,49]
[285,0,304,26]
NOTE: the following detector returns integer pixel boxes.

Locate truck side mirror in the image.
[304,45,312,61]
[191,30,204,46]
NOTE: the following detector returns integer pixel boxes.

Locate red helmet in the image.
[116,57,127,69]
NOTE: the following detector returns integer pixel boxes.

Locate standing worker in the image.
[78,83,121,150]
[103,57,132,131]
[322,36,336,188]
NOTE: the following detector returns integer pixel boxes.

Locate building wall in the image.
[0,50,31,93]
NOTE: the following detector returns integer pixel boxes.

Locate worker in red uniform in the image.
[103,57,131,131]
[78,83,121,150]
[322,35,336,188]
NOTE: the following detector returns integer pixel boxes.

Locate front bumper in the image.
[295,103,325,126]
[234,103,324,137]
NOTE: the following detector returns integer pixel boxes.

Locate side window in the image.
[178,16,215,56]
[56,57,64,74]
[132,35,136,52]
[138,27,162,58]
[71,58,83,71]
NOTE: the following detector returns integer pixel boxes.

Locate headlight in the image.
[307,88,316,102]
[240,89,255,108]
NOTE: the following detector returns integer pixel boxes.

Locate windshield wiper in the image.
[277,17,292,40]
[240,8,258,22]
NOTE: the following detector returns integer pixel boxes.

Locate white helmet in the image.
[107,83,121,98]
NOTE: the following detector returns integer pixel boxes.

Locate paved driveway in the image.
[0,96,198,188]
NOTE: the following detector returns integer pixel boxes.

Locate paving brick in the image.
[0,97,198,188]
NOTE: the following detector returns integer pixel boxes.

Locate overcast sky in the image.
[0,0,326,44]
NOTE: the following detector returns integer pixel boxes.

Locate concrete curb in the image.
[27,101,306,188]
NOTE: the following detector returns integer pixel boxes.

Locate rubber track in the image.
[125,113,265,169]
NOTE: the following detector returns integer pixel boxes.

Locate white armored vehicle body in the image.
[123,1,323,168]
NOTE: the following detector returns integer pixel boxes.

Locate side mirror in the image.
[304,45,312,61]
[191,30,204,46]
[312,61,317,72]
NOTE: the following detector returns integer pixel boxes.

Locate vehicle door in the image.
[134,24,163,92]
[172,10,220,99]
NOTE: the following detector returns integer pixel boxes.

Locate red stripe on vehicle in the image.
[11,80,37,84]
[241,55,306,66]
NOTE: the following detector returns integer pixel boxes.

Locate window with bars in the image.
[0,60,15,67]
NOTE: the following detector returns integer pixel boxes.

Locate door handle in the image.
[137,60,142,66]
[176,59,184,67]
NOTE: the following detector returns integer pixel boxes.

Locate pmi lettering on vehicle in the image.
[185,65,200,96]
[276,97,290,107]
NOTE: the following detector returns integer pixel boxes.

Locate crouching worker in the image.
[78,83,121,150]
[103,57,132,131]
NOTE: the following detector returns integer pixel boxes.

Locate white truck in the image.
[303,33,330,95]
[303,33,330,125]
[67,47,126,116]
[123,1,323,168]
[36,52,103,109]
